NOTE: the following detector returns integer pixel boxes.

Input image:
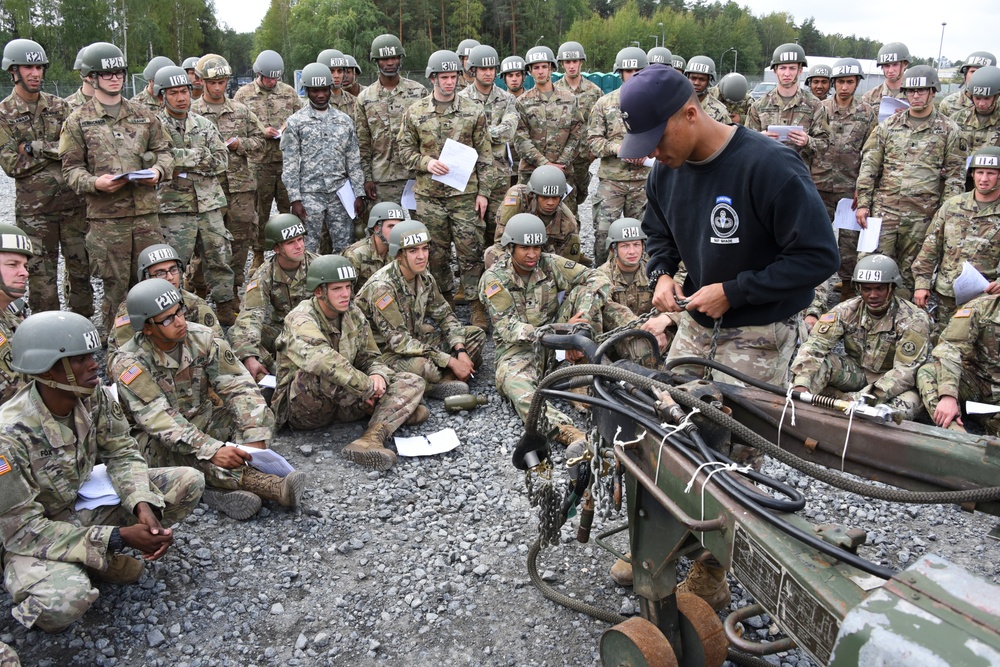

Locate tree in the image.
[797,16,823,56]
[256,0,295,58]
[755,11,796,71]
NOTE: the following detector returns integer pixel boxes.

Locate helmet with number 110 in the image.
[853,254,902,287]
[389,220,431,258]
[606,218,646,251]
[467,45,500,71]
[264,213,307,248]
[501,214,547,248]
[306,255,358,290]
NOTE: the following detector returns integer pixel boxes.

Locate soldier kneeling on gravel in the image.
[112,279,305,521]
[341,201,406,287]
[358,220,486,399]
[273,255,428,471]
[0,311,204,632]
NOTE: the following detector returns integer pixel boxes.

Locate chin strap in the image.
[33,358,97,396]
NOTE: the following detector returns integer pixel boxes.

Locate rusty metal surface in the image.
[675,593,729,667]
[600,617,679,667]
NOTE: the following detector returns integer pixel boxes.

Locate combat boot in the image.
[405,404,430,425]
[238,467,307,508]
[609,554,633,587]
[427,380,470,399]
[469,299,490,331]
[442,292,456,310]
[215,298,239,327]
[677,560,731,612]
[454,283,467,304]
[202,488,262,520]
[89,553,144,585]
[343,423,397,471]
[554,424,586,448]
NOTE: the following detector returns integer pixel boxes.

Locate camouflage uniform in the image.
[949,103,1000,155]
[917,294,1000,434]
[273,297,425,431]
[190,96,267,290]
[328,89,357,125]
[59,98,173,330]
[227,252,318,370]
[233,80,302,255]
[281,105,364,253]
[63,88,91,110]
[861,83,905,107]
[699,94,731,123]
[856,110,965,294]
[790,296,931,420]
[357,262,486,384]
[106,288,223,362]
[586,88,651,263]
[156,111,234,305]
[355,78,427,210]
[709,86,750,124]
[554,77,602,212]
[597,257,654,316]
[397,94,493,297]
[746,87,831,169]
[513,88,584,209]
[939,89,972,118]
[0,383,202,632]
[0,91,92,316]
[131,86,161,113]
[0,311,22,406]
[0,643,16,666]
[342,236,388,287]
[484,185,581,269]
[112,323,274,489]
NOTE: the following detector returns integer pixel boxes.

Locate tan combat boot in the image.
[343,423,397,471]
[89,553,144,585]
[609,553,634,587]
[215,298,239,327]
[469,299,490,330]
[238,467,307,508]
[202,488,263,520]
[405,404,430,425]
[554,424,586,448]
[677,560,731,612]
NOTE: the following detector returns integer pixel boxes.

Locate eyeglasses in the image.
[152,305,188,327]
[97,70,126,80]
[150,265,182,279]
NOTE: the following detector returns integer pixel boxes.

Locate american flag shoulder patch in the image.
[955,309,972,318]
[819,312,836,323]
[504,196,518,205]
[0,331,6,346]
[0,456,11,476]
[119,364,143,385]
[114,314,131,328]
[376,293,394,311]
[485,281,502,298]
[245,279,259,292]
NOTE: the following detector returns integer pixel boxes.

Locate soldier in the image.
[64,45,94,110]
[318,51,358,123]
[191,54,267,297]
[812,58,877,299]
[684,56,730,123]
[153,66,237,324]
[455,39,480,88]
[282,63,364,254]
[856,65,965,297]
[0,311,203,632]
[112,279,305,520]
[234,50,302,267]
[59,42,173,338]
[913,147,1000,337]
[132,56,175,112]
[273,255,427,470]
[514,45,584,212]
[0,39,92,316]
[555,41,602,213]
[790,255,930,421]
[669,55,686,72]
[0,225,32,406]
[397,50,493,327]
[342,55,365,97]
[355,34,427,212]
[805,63,832,100]
[949,66,1000,156]
[180,56,203,100]
[342,201,405,286]
[587,48,653,264]
[939,51,996,117]
[229,214,317,380]
[500,55,526,98]
[747,43,830,170]
[358,221,485,398]
[646,46,673,67]
[861,42,910,106]
[458,44,519,243]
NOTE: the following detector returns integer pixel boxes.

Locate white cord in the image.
[684,461,751,543]
[652,408,701,486]
[777,385,797,449]
[841,401,859,472]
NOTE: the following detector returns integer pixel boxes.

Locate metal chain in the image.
[524,463,563,546]
[705,318,723,379]
[593,308,660,343]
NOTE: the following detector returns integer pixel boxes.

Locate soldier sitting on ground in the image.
[112,279,305,521]
[358,221,486,399]
[0,311,204,632]
[272,255,428,471]
[790,255,931,421]
[0,224,32,406]
[342,201,405,287]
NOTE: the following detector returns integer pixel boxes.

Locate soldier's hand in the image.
[291,201,308,221]
[122,503,173,560]
[95,174,128,193]
[933,396,963,430]
[804,314,818,330]
[762,129,780,140]
[787,129,808,148]
[428,159,449,176]
[913,289,931,308]
[368,374,387,404]
[364,181,378,200]
[134,172,160,186]
[354,197,365,217]
[686,283,730,319]
[243,356,268,381]
[548,163,566,172]
[987,281,1000,295]
[475,195,488,219]
[567,310,588,325]
[211,445,252,469]
[652,275,685,313]
[265,126,281,139]
[227,138,240,152]
[447,353,475,381]
[855,207,869,229]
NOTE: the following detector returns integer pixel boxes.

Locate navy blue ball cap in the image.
[618,64,695,159]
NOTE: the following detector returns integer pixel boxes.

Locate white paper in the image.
[833,198,862,231]
[431,139,477,192]
[401,179,417,210]
[766,125,804,143]
[564,183,573,201]
[336,181,357,219]
[506,143,514,168]
[226,137,238,146]
[857,217,881,253]
[258,374,277,388]
[555,349,567,362]
[75,464,121,510]
[106,383,119,403]
[967,401,1000,415]
[878,96,909,123]
[953,261,990,305]
[237,445,295,476]
[394,428,461,457]
[112,168,157,182]
[643,157,656,167]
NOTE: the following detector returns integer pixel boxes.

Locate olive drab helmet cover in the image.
[527,165,568,198]
[853,254,902,287]
[388,220,431,257]
[137,243,185,281]
[264,213,307,248]
[367,202,406,234]
[646,47,673,65]
[606,218,646,251]
[10,311,102,398]
[614,48,648,74]
[306,255,358,291]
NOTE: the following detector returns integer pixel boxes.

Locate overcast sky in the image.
[213,0,996,63]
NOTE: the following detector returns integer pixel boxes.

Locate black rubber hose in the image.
[665,356,787,395]
[593,328,663,366]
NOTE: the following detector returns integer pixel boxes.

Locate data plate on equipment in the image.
[731,525,840,665]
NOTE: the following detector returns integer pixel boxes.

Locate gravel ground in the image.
[1,169,998,667]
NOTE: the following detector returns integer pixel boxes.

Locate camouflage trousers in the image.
[917,363,1000,435]
[484,174,512,251]
[804,353,921,420]
[299,191,355,254]
[0,642,17,666]
[283,368,424,432]
[224,189,257,289]
[417,193,485,299]
[568,157,593,216]
[928,292,957,344]
[592,178,648,266]
[383,324,487,385]
[818,190,858,285]
[18,207,92,317]
[160,210,235,305]
[139,410,252,490]
[253,161,291,255]
[3,466,203,632]
[868,198,937,298]
[86,214,164,336]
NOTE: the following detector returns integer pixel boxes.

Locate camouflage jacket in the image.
[700,94,731,124]
[746,87,830,167]
[950,103,1000,155]
[514,86,584,172]
[928,294,1000,402]
[233,80,302,163]
[355,77,427,184]
[554,76,603,126]
[281,104,364,203]
[812,97,877,194]
[458,83,519,178]
[107,288,224,362]
[328,89,358,125]
[190,96,267,193]
[59,97,174,219]
[63,87,92,110]
[272,297,392,426]
[0,91,83,214]
[228,253,318,360]
[132,86,162,113]
[587,89,651,182]
[939,89,972,118]
[397,94,493,198]
[342,236,388,287]
[156,111,228,214]
[357,261,466,363]
[856,109,965,213]
[0,383,164,570]
[861,83,905,107]
[597,257,654,316]
[494,184,579,248]
[0,311,21,406]
[912,192,1000,296]
[791,296,931,401]
[709,87,751,124]
[113,323,274,460]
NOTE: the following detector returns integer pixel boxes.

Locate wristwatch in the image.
[108,527,125,552]
[647,269,670,284]
[451,347,467,358]
[22,142,33,157]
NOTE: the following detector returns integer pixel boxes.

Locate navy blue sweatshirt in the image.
[642,125,839,329]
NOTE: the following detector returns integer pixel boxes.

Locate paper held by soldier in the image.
[432,139,477,192]
[337,181,357,219]
[833,198,862,231]
[236,445,295,477]
[878,96,909,123]
[766,125,803,144]
[857,218,881,253]
[75,464,121,510]
[967,401,1000,415]
[954,262,990,305]
[394,428,461,457]
[402,179,417,209]
[111,169,157,182]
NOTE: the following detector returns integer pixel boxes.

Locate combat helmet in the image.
[196,54,232,80]
[524,46,557,68]
[717,72,748,103]
[73,46,87,72]
[669,55,686,71]
[468,45,500,71]
[3,39,48,72]
[426,50,461,79]
[127,278,183,331]
[143,56,175,81]
[456,39,480,59]
[10,311,102,395]
[370,34,405,61]
[853,254,902,287]
[614,47,648,74]
[264,213,307,248]
[500,55,526,76]
[501,213,547,247]
[805,63,832,84]
[344,55,362,74]
[527,165,568,198]
[646,47,673,65]
[900,65,940,92]
[606,218,646,251]
[137,243,185,281]
[969,66,1000,99]
[79,42,126,77]
[557,42,586,62]
[317,48,345,67]
[306,255,358,291]
[770,43,806,68]
[152,66,191,96]
[877,42,910,66]
[388,220,431,257]
[253,50,284,78]
[301,62,332,88]
[685,55,716,81]
[830,58,865,80]
[367,202,406,235]
[960,51,997,75]
[181,56,200,71]
[970,146,1000,171]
